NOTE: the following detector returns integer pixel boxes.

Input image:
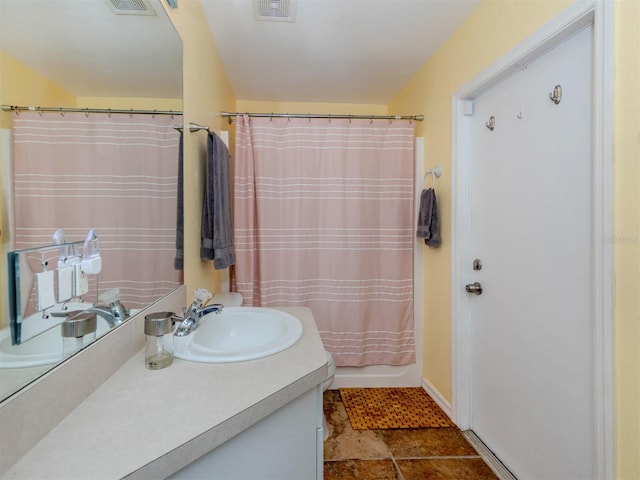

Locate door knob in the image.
[465,282,483,295]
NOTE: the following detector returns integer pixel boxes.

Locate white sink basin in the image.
[174,307,303,363]
[0,304,111,369]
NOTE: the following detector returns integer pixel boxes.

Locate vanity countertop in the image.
[3,307,327,479]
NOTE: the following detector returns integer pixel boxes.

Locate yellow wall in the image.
[162,0,236,297]
[0,52,76,128]
[613,1,640,477]
[236,100,387,116]
[77,96,182,112]
[389,0,640,477]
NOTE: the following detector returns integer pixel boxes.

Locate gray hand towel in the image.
[201,132,236,269]
[416,187,441,248]
[174,132,184,270]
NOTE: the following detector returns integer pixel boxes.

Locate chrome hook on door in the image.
[485,115,495,131]
[549,84,562,104]
[465,282,483,295]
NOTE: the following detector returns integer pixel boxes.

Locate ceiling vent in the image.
[254,0,296,23]
[106,0,157,16]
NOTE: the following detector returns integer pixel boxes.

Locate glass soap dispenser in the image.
[144,312,175,370]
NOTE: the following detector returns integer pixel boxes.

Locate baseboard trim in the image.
[420,377,453,421]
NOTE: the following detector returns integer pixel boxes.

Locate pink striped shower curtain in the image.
[233,116,415,366]
[11,111,182,309]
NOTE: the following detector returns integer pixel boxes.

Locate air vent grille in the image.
[254,0,296,22]
[106,0,157,16]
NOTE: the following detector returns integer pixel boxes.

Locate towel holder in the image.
[173,122,211,133]
[423,166,442,188]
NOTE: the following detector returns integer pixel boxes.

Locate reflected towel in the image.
[201,132,236,269]
[416,188,441,248]
[174,132,184,270]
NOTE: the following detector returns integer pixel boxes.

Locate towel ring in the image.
[423,166,442,189]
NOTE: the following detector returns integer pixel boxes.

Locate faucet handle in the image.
[194,288,213,306]
[199,304,224,317]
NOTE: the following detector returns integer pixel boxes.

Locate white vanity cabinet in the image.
[170,385,324,480]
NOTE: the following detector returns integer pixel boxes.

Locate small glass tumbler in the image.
[144,312,175,370]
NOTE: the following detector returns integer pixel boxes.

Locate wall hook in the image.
[549,84,562,104]
[486,115,495,131]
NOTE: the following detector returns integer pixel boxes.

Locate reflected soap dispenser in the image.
[144,312,175,370]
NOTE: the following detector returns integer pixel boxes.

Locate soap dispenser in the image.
[144,312,175,370]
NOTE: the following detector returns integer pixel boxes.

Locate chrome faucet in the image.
[174,303,224,337]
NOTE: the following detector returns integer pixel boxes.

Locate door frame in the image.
[450,1,614,477]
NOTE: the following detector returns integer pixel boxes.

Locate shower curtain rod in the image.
[220,111,424,124]
[1,105,182,116]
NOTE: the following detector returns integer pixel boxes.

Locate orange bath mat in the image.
[339,387,455,430]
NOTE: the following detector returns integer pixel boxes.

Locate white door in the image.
[468,26,594,479]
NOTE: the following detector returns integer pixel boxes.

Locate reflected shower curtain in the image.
[233,116,415,366]
[11,111,182,309]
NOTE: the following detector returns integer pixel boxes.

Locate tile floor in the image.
[323,389,498,480]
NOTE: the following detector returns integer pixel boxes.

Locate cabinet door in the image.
[170,386,323,480]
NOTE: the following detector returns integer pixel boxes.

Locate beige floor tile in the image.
[395,458,498,480]
[324,459,399,480]
[377,428,479,458]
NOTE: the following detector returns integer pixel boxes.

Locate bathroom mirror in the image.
[0,0,183,401]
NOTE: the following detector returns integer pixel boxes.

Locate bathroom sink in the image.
[0,304,111,369]
[174,307,303,363]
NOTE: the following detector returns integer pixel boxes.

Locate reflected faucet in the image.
[50,305,126,328]
[85,306,126,328]
[174,304,224,337]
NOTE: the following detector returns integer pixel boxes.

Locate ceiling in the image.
[0,0,481,105]
[202,0,481,104]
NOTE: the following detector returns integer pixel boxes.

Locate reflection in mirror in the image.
[10,110,182,308]
[0,0,183,401]
[8,239,101,344]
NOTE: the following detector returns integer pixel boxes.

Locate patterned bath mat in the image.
[339,387,455,430]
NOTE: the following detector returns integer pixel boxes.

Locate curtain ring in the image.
[129,108,134,118]
[270,113,273,122]
[84,108,89,118]
[59,107,64,117]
